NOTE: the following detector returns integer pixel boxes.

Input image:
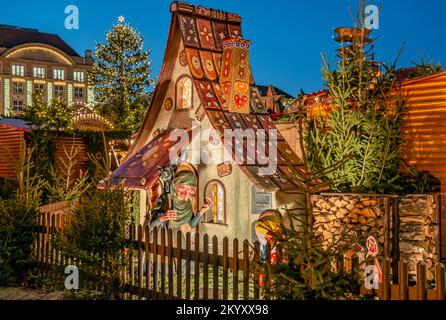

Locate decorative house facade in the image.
[110,2,305,242]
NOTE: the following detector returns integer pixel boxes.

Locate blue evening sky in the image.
[1,0,445,96]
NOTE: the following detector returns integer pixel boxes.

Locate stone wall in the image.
[312,193,439,279]
[399,195,439,279]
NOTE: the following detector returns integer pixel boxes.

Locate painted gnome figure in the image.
[150,169,213,234]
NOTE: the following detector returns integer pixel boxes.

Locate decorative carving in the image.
[217,162,232,177]
[179,50,188,66]
[164,97,173,111]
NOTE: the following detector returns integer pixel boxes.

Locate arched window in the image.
[204,180,226,224]
[176,75,193,109]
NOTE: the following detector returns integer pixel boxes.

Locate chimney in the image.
[85,49,92,58]
[220,39,251,114]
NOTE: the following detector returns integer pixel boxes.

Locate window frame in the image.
[33,66,46,78]
[13,81,24,94]
[175,75,193,110]
[11,64,25,77]
[73,70,85,82]
[53,68,65,80]
[74,86,84,99]
[34,83,45,95]
[12,99,24,112]
[54,84,65,98]
[203,179,227,225]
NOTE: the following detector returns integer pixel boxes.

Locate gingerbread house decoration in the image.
[110,1,305,241]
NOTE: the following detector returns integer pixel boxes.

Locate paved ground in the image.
[0,287,66,300]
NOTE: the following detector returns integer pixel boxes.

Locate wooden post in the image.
[435,193,442,263]
[382,257,391,300]
[392,197,400,284]
[242,240,249,300]
[160,228,166,298]
[167,229,174,299]
[436,263,445,300]
[254,241,260,299]
[212,236,219,300]
[194,232,200,300]
[138,225,144,299]
[185,232,191,300]
[152,227,159,298]
[176,230,183,299]
[203,234,209,300]
[129,225,135,300]
[399,260,408,300]
[416,261,426,300]
[222,237,229,300]
[144,226,151,298]
[233,238,239,300]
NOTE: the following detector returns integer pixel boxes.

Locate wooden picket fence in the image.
[34,209,446,300]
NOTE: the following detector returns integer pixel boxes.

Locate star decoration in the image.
[118,16,125,23]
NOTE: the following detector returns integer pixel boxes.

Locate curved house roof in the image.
[0,24,79,57]
[112,1,305,192]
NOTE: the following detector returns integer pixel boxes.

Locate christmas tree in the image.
[89,16,155,133]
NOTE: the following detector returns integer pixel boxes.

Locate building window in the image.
[54,85,64,97]
[34,83,45,95]
[12,64,25,76]
[13,82,24,94]
[74,87,84,99]
[73,71,85,82]
[12,100,24,112]
[53,68,65,80]
[33,67,45,78]
[204,180,226,224]
[176,76,193,109]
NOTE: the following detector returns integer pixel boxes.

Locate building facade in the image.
[0,24,94,116]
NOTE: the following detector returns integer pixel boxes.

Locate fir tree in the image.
[89,16,155,133]
[307,10,404,194]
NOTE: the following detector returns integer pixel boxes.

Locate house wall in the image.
[136,38,303,246]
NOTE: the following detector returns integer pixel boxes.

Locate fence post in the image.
[176,230,183,300]
[436,263,445,300]
[382,257,391,300]
[392,197,400,284]
[167,229,174,299]
[160,228,166,298]
[138,224,144,299]
[232,238,239,300]
[144,226,151,299]
[242,240,249,300]
[434,193,442,263]
[203,234,209,300]
[185,232,191,300]
[212,235,219,300]
[416,261,426,300]
[399,259,408,300]
[152,227,159,299]
[222,237,229,300]
[194,232,200,300]
[254,241,260,300]
[129,224,135,300]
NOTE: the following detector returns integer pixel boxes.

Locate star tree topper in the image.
[118,16,125,23]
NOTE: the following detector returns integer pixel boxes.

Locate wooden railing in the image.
[33,211,446,300]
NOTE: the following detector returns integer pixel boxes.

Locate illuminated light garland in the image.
[4,45,74,65]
